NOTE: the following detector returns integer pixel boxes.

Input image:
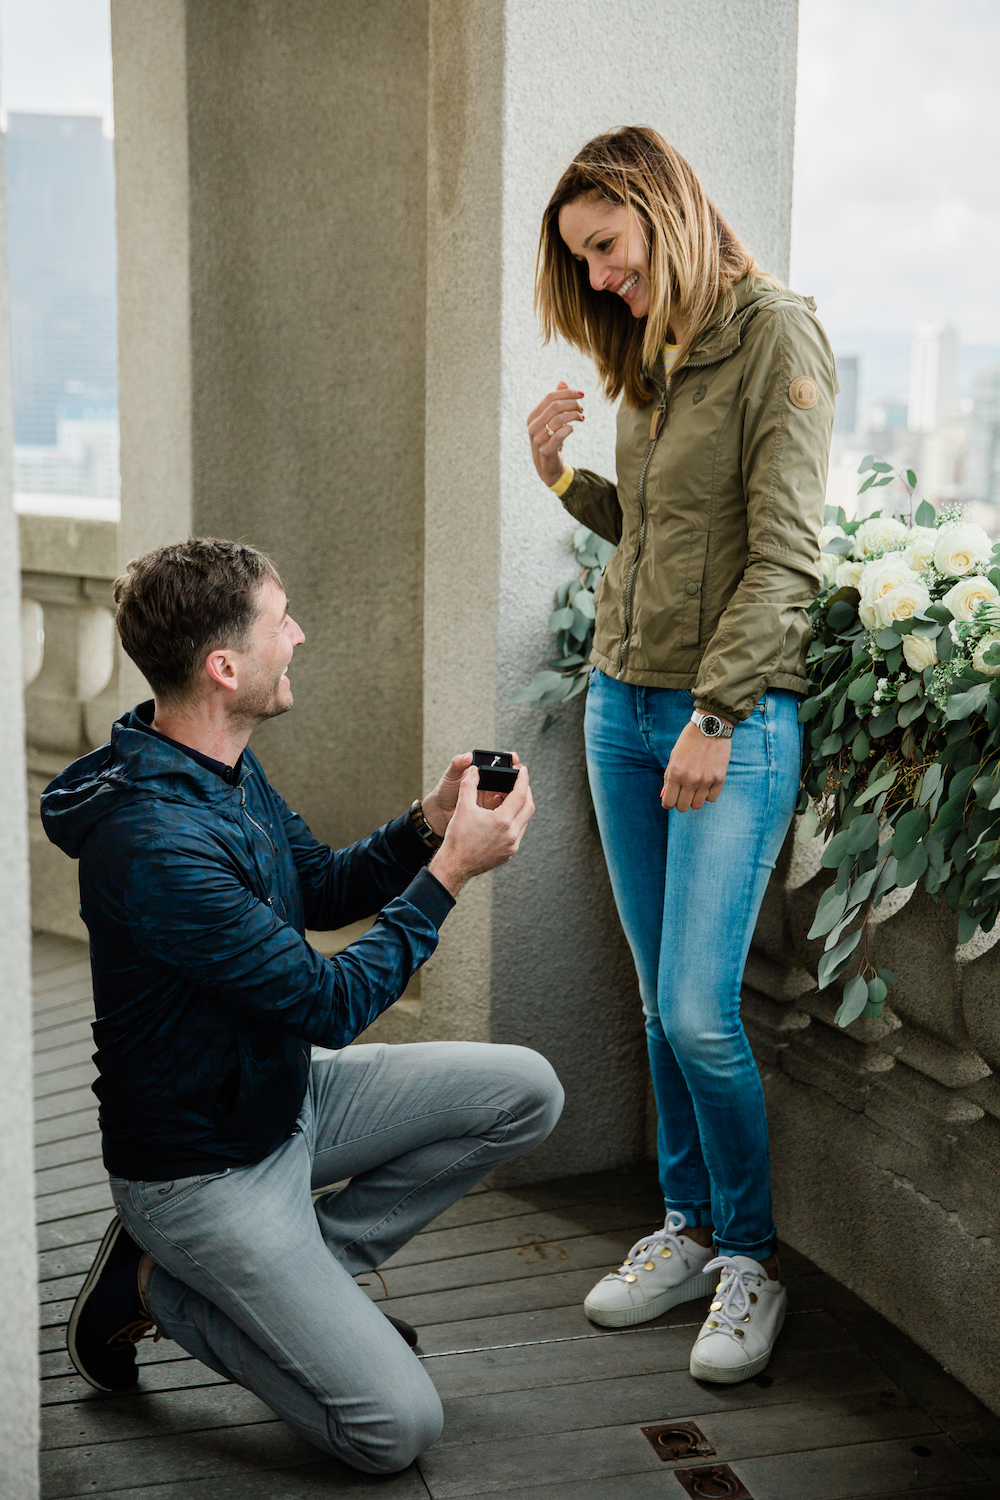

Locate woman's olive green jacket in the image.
[559,278,837,722]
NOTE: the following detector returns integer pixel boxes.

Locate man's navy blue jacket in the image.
[40,703,454,1181]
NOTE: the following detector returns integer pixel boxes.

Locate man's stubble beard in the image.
[232,664,293,733]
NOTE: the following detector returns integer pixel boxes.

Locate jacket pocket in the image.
[681,530,710,648]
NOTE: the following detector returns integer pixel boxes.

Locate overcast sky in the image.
[1,0,997,356]
[790,0,1000,351]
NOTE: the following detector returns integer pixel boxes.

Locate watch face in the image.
[701,715,723,737]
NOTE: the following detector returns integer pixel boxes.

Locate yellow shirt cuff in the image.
[549,466,575,498]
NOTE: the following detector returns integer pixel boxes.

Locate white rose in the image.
[835,560,864,591]
[901,526,938,574]
[858,598,879,630]
[972,631,1000,677]
[933,521,993,578]
[818,523,847,549]
[859,555,920,604]
[873,577,931,629]
[902,633,940,672]
[940,574,1000,622]
[852,516,910,560]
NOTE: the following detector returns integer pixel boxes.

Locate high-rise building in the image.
[5,114,117,447]
[907,321,958,434]
[965,366,1000,507]
[833,355,858,433]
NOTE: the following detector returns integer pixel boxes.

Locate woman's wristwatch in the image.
[409,798,443,850]
[690,710,734,740]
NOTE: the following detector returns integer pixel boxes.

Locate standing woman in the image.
[527,127,835,1384]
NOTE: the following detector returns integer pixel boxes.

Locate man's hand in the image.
[429,766,535,896]
[421,751,522,835]
[661,722,732,813]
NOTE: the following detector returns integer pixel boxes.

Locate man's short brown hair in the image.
[114,538,282,700]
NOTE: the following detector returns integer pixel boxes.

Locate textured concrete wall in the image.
[0,160,41,1499]
[112,0,429,844]
[744,828,1000,1415]
[421,0,800,1179]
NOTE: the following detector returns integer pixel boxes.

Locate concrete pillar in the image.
[0,144,41,1499]
[422,0,799,1176]
[112,0,798,1178]
[112,0,429,841]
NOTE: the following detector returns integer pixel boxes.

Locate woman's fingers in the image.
[526,383,584,425]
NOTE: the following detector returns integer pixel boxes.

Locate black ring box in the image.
[472,749,520,793]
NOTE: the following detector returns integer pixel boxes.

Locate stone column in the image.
[112,0,430,841]
[422,0,799,1177]
[0,144,40,1498]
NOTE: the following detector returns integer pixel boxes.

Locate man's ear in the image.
[205,648,239,693]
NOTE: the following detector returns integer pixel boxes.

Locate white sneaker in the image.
[689,1255,787,1383]
[583,1212,715,1328]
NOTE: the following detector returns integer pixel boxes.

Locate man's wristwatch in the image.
[409,798,443,851]
[690,710,734,740]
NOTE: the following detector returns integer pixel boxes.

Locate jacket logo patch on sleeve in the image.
[788,376,820,410]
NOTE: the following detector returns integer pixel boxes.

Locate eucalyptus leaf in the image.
[848,672,877,704]
[918,763,943,804]
[893,806,928,859]
[807,887,849,939]
[854,771,896,807]
[834,974,870,1026]
[957,909,980,944]
[846,812,880,854]
[796,805,820,844]
[827,600,857,631]
[821,830,851,868]
[894,840,928,886]
[914,498,935,526]
[817,928,863,989]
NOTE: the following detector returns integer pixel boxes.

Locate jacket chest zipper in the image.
[615,344,737,680]
[618,379,669,678]
[239,783,276,862]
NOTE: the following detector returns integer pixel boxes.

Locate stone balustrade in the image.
[746,826,1000,1414]
[20,512,120,939]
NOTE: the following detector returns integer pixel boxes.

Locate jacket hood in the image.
[41,702,240,859]
[687,277,818,366]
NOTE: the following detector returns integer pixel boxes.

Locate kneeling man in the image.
[41,538,563,1474]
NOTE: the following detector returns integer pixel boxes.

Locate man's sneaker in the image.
[583,1212,715,1328]
[67,1218,156,1392]
[689,1254,787,1383]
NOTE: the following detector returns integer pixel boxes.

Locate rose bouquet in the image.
[800,458,1000,1026]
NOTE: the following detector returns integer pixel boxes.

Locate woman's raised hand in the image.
[527,381,585,487]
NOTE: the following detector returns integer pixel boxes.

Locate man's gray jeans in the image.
[111,1040,564,1474]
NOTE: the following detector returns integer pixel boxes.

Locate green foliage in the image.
[801,458,1000,1028]
[509,526,615,727]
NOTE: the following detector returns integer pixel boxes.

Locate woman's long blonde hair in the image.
[535,126,777,407]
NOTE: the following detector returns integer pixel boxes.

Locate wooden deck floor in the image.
[33,932,1000,1500]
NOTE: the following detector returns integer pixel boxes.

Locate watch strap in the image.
[409,798,443,851]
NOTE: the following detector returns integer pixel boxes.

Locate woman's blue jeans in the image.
[584,671,803,1259]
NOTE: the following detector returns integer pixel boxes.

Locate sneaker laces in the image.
[107,1315,159,1349]
[702,1256,763,1337]
[608,1210,694,1282]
